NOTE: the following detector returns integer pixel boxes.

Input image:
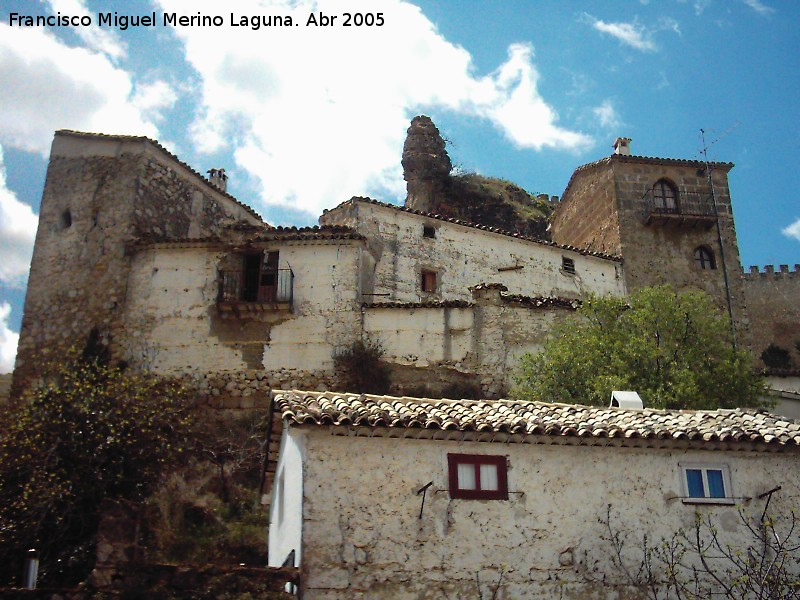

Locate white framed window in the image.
[680,464,734,504]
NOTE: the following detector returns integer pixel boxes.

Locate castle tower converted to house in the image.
[550,137,749,343]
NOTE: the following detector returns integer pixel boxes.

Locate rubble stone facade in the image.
[11,123,800,401]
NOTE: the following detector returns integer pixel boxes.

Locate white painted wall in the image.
[323,201,625,302]
[292,429,800,599]
[268,427,305,569]
[121,241,363,374]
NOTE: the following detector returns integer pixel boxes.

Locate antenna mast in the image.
[700,128,737,348]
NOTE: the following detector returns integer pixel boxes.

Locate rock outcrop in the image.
[402,115,553,239]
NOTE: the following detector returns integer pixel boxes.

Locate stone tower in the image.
[402,115,452,212]
[550,138,749,341]
[12,131,263,390]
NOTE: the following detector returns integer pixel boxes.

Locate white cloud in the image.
[46,0,126,59]
[0,24,171,155]
[592,100,622,129]
[742,0,774,15]
[0,145,38,288]
[0,302,19,374]
[590,18,657,52]
[156,0,591,217]
[783,218,800,242]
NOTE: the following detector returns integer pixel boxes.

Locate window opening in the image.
[694,246,716,270]
[681,465,732,503]
[448,454,508,500]
[59,209,72,230]
[423,225,436,239]
[421,269,437,293]
[562,256,576,275]
[653,179,678,213]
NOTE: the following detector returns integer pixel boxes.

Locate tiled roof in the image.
[365,300,473,309]
[329,197,622,262]
[253,225,364,242]
[500,294,579,310]
[56,130,265,223]
[132,226,364,249]
[272,390,800,450]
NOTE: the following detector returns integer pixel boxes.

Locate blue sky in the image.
[0,0,798,371]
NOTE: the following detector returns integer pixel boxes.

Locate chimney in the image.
[613,137,632,156]
[207,168,228,192]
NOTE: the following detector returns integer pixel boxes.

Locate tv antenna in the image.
[700,127,737,349]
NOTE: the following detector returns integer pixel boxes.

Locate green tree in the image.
[512,286,765,409]
[0,348,192,586]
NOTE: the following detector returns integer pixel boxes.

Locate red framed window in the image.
[448,454,508,500]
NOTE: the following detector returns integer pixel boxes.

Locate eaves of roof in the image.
[55,130,265,223]
[329,196,622,262]
[272,390,800,452]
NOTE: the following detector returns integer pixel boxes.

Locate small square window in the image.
[423,225,436,239]
[681,464,733,504]
[421,269,437,293]
[448,454,508,500]
[562,256,576,275]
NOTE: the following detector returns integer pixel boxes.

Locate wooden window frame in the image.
[561,256,576,275]
[421,269,437,293]
[694,246,716,270]
[448,453,508,500]
[653,179,679,214]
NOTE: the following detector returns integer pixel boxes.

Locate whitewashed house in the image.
[266,390,800,599]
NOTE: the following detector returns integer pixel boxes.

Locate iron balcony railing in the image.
[218,268,294,305]
[641,189,716,220]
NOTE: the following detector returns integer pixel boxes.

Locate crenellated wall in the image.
[743,264,800,368]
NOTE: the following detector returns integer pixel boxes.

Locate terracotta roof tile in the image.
[272,390,800,450]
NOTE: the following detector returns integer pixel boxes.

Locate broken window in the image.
[448,454,508,500]
[242,251,280,302]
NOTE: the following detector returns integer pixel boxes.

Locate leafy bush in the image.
[0,349,192,586]
[513,286,766,410]
[761,343,793,369]
[334,340,391,394]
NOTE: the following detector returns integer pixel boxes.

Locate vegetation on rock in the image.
[512,286,766,410]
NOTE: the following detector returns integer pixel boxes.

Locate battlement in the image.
[745,264,800,277]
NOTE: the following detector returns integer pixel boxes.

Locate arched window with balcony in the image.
[694,246,716,270]
[652,179,679,213]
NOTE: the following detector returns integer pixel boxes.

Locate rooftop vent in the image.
[613,137,632,156]
[207,168,228,192]
[610,390,643,409]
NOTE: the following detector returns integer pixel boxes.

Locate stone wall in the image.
[293,429,800,599]
[744,265,800,367]
[553,156,750,346]
[550,162,620,255]
[322,199,625,303]
[121,239,363,377]
[13,132,263,391]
